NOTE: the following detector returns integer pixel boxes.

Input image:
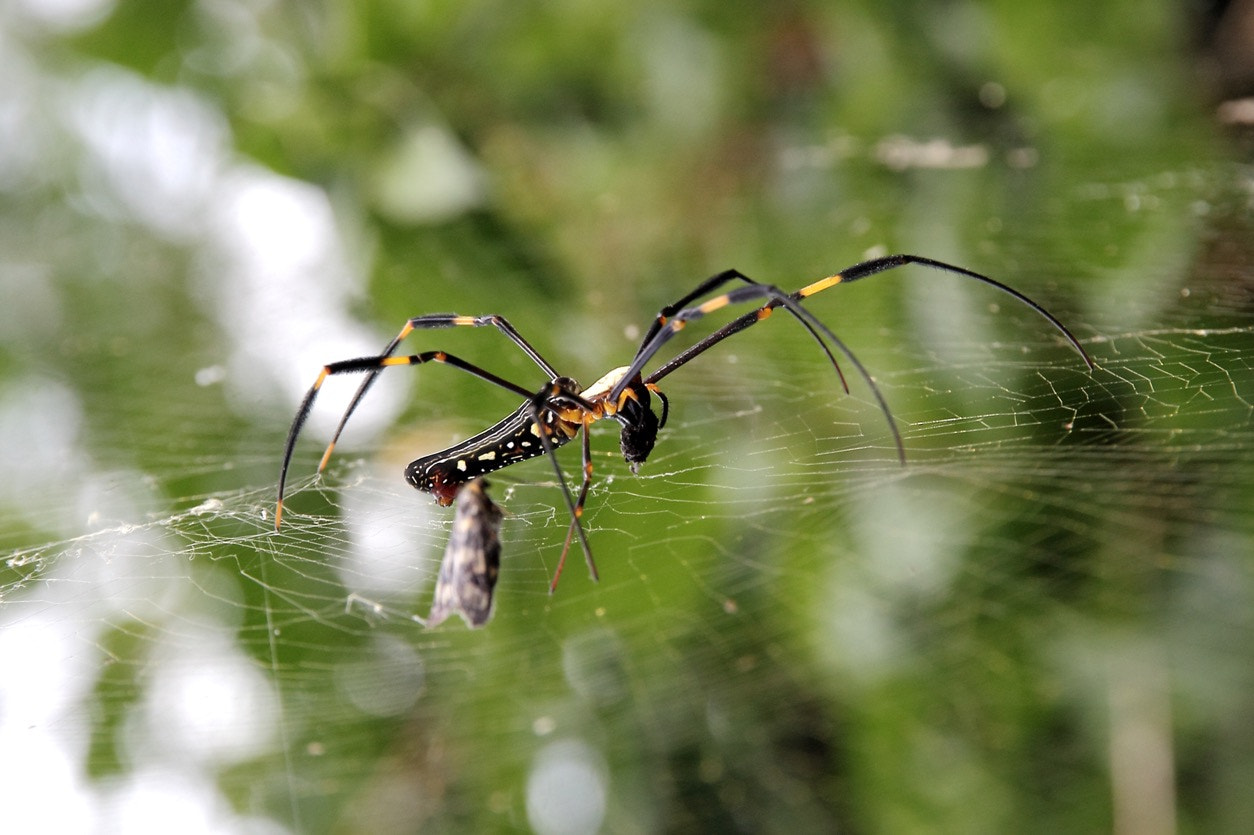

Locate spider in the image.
[276,254,1093,590]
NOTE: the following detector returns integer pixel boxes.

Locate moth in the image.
[425,478,504,628]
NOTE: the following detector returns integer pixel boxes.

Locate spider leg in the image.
[635,269,850,394]
[277,349,556,528]
[520,382,598,587]
[644,305,774,385]
[646,384,670,430]
[624,282,909,462]
[325,314,561,479]
[811,255,1093,369]
[632,269,760,361]
[643,257,1093,385]
[614,255,1093,464]
[549,417,598,592]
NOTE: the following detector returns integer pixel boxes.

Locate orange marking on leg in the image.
[314,368,330,388]
[798,274,844,298]
[398,322,414,339]
[318,441,337,472]
[698,296,732,313]
[451,315,476,326]
[274,500,284,529]
[756,306,773,320]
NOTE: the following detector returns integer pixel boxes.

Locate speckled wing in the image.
[426,479,504,628]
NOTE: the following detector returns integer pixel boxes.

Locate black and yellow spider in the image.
[277,254,1093,589]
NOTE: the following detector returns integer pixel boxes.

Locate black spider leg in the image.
[645,305,780,386]
[278,349,568,527]
[651,388,671,429]
[634,269,851,394]
[831,255,1093,369]
[515,381,599,589]
[322,314,562,477]
[548,410,597,592]
[617,282,909,462]
[618,255,1094,461]
[646,256,1094,382]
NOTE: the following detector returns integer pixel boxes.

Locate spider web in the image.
[4,268,1252,832]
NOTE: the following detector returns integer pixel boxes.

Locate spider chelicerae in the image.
[277,254,1093,590]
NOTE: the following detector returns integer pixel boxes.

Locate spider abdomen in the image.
[405,398,580,506]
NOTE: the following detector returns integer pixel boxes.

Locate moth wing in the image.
[426,480,504,628]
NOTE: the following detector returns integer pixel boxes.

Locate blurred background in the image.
[2,1,1252,832]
